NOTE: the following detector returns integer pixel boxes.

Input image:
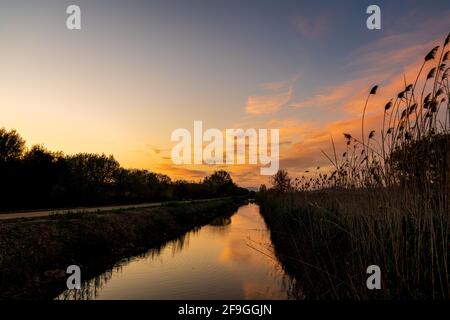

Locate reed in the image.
[258,32,450,299]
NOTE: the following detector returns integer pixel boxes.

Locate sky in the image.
[0,0,449,187]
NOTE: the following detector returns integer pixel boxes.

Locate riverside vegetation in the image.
[0,197,245,299]
[257,33,450,299]
[0,129,249,212]
[0,128,250,299]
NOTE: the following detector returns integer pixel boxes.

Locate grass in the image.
[259,189,448,299]
[258,32,450,299]
[0,197,244,299]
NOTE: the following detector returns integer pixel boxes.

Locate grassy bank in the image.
[258,191,449,299]
[0,197,244,299]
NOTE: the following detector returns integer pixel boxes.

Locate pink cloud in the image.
[290,79,361,109]
[245,85,293,115]
[243,32,449,185]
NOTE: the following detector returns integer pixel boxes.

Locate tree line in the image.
[0,128,248,211]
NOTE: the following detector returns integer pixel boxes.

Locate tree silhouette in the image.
[0,128,248,211]
[0,128,25,162]
[270,169,291,193]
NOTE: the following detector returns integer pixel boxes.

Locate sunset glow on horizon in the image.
[1,0,450,187]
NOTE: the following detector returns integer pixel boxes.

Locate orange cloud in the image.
[248,38,445,184]
[246,86,293,115]
[290,79,363,110]
[146,28,450,189]
[154,163,208,181]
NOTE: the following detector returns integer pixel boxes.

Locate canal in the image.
[58,203,295,300]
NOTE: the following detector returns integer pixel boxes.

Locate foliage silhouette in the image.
[0,129,248,211]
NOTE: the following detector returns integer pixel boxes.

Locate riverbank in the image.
[0,197,233,220]
[58,203,291,300]
[0,197,245,299]
[257,191,449,299]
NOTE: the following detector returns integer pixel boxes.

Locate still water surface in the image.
[58,203,294,300]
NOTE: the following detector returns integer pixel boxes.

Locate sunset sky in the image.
[1,0,449,187]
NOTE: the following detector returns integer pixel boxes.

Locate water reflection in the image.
[57,204,295,300]
[208,215,232,227]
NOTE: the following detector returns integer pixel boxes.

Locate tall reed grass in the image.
[258,32,450,299]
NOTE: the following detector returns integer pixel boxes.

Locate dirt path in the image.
[0,203,162,220]
[0,198,225,220]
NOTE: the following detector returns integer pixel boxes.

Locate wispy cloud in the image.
[156,163,208,182]
[146,144,161,154]
[290,21,449,115]
[245,88,293,115]
[245,77,299,115]
[290,80,359,110]
[260,80,293,91]
[243,22,450,186]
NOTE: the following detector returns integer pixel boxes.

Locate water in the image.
[58,203,294,300]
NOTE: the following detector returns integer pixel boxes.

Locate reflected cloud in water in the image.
[57,204,296,300]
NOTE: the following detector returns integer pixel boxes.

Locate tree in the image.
[0,128,25,162]
[203,170,236,196]
[22,145,59,205]
[0,128,248,210]
[66,153,120,185]
[204,170,232,186]
[64,153,120,204]
[271,169,291,193]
